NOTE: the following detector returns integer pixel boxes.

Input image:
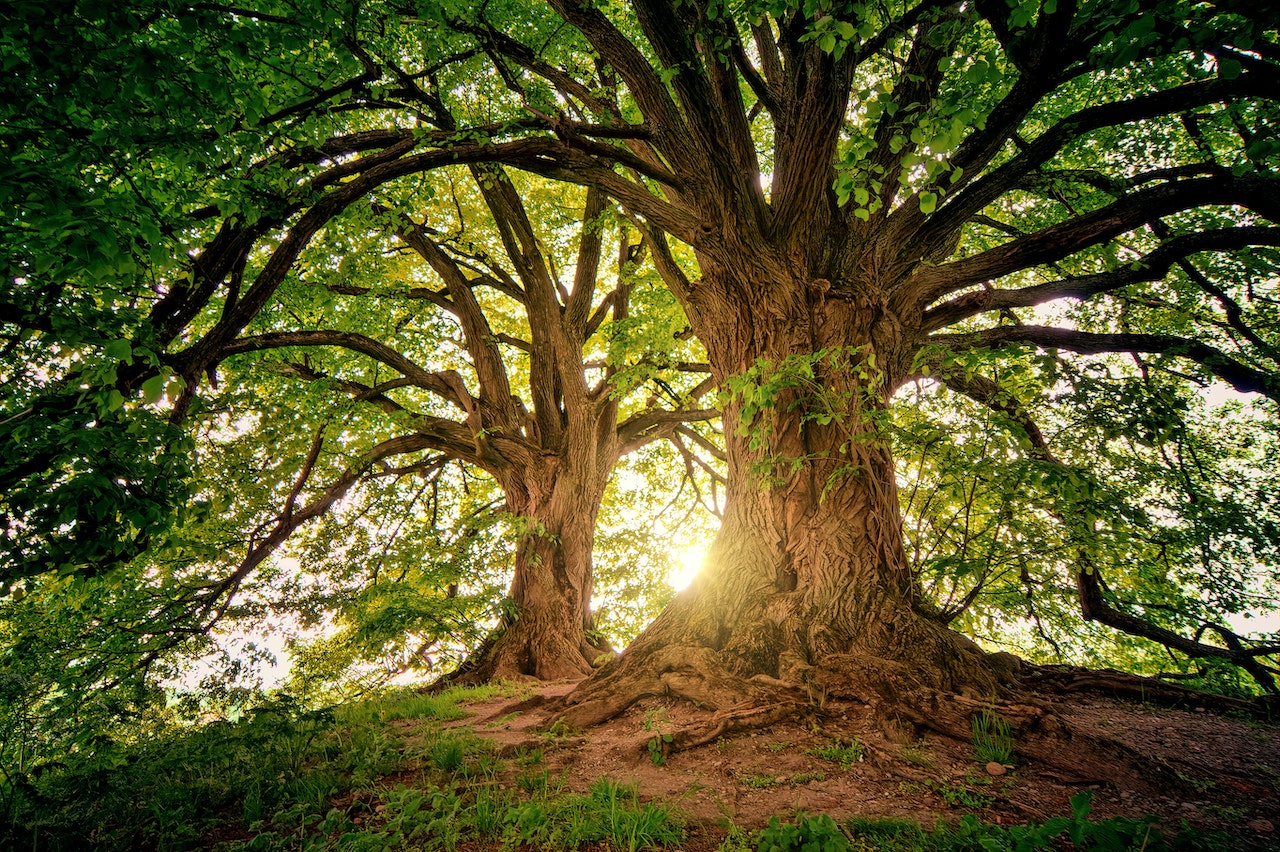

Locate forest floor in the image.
[412,679,1280,851]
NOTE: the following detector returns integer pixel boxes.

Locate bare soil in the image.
[431,681,1280,850]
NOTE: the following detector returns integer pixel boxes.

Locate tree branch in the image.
[929,325,1280,400]
[920,226,1280,331]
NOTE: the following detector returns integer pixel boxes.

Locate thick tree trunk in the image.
[450,459,614,683]
[562,263,1001,726]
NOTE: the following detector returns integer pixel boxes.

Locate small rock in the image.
[1248,819,1274,833]
[985,761,1007,777]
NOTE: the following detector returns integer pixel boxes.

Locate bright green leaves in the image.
[803,13,873,60]
[834,14,999,218]
[0,392,195,584]
[897,336,1280,688]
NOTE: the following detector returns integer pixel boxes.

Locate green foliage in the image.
[757,813,850,852]
[971,711,1015,766]
[808,738,864,767]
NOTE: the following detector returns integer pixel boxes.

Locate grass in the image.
[970,709,1015,765]
[900,742,933,767]
[809,737,864,767]
[2,683,1232,852]
[741,770,827,788]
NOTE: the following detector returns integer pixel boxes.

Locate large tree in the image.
[1,0,713,684]
[394,0,1280,727]
[5,0,1279,732]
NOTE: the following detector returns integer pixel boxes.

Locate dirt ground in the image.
[429,680,1280,850]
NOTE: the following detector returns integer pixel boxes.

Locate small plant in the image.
[789,770,826,784]
[766,740,789,752]
[971,708,1015,765]
[514,745,544,765]
[643,707,674,766]
[900,743,933,767]
[647,733,674,766]
[906,772,993,808]
[517,767,550,793]
[757,813,850,852]
[543,717,579,742]
[717,820,755,852]
[742,774,785,789]
[486,712,519,728]
[808,738,863,767]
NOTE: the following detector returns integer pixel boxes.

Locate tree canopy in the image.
[2,0,1279,762]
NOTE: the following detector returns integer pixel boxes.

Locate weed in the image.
[900,779,995,810]
[485,711,519,728]
[900,743,933,767]
[742,774,785,788]
[766,740,789,752]
[1174,768,1216,793]
[648,733,674,766]
[517,767,550,794]
[644,707,674,766]
[429,737,467,774]
[1202,803,1246,822]
[809,738,864,767]
[471,786,515,836]
[543,717,579,742]
[790,770,827,784]
[717,820,755,852]
[514,745,544,765]
[758,813,850,852]
[971,709,1015,765]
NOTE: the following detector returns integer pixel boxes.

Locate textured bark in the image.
[561,257,1002,728]
[455,456,614,683]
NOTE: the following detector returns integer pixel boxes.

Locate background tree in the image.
[2,0,713,685]
[199,163,714,681]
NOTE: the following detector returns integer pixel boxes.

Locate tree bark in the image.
[562,259,1002,726]
[456,455,614,682]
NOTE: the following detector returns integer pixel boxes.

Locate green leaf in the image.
[141,374,168,405]
[105,340,133,363]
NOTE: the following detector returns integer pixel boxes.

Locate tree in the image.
[202,165,715,682]
[5,0,1280,735]
[402,0,1280,727]
[2,0,713,685]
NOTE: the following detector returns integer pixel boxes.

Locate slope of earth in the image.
[422,680,1280,850]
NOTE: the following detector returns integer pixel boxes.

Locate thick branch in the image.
[909,71,1277,273]
[930,325,1280,401]
[218,330,472,410]
[921,226,1280,331]
[905,175,1280,308]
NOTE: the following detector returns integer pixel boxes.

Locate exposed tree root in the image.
[554,643,801,729]
[1023,664,1274,716]
[431,613,611,689]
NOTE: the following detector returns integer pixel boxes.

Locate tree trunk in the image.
[452,449,615,683]
[561,262,1001,726]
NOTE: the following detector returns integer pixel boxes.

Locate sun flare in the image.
[668,546,707,592]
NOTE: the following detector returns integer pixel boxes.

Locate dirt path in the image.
[431,681,1279,849]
